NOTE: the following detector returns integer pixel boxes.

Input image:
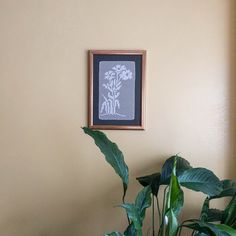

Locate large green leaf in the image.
[200,197,210,222]
[120,187,152,236]
[136,172,161,196]
[165,209,179,236]
[178,168,223,197]
[223,195,236,228]
[184,221,231,236]
[124,224,136,236]
[200,197,224,222]
[120,204,142,236]
[105,233,125,236]
[160,155,192,184]
[83,127,129,198]
[165,157,184,236]
[211,180,236,199]
[135,186,152,221]
[215,225,236,236]
[166,159,184,216]
[207,209,224,222]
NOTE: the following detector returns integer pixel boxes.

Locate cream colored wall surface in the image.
[0,0,235,235]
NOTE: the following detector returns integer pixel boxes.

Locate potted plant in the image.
[83,127,236,236]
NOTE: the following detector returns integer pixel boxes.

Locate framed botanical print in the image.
[88,50,146,130]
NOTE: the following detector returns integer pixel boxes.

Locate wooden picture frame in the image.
[88,50,146,130]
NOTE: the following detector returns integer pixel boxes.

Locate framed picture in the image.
[88,50,146,130]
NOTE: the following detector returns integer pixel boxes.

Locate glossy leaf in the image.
[211,180,236,199]
[124,224,136,236]
[105,233,125,236]
[194,232,209,236]
[223,195,236,228]
[136,172,161,196]
[160,155,192,184]
[178,168,223,197]
[120,204,142,236]
[194,233,208,236]
[200,197,210,222]
[184,221,231,236]
[207,209,224,222]
[165,209,178,236]
[165,157,184,236]
[135,186,152,221]
[120,187,152,236]
[166,158,184,216]
[200,197,224,222]
[83,127,129,198]
[215,224,236,236]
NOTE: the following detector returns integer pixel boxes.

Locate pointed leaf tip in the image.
[83,127,129,198]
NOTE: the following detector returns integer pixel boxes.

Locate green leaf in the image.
[165,209,179,236]
[207,209,224,222]
[211,180,236,199]
[121,187,151,236]
[178,168,223,197]
[124,224,136,236]
[135,186,152,221]
[215,224,236,236]
[200,198,224,222]
[223,195,236,228]
[104,233,125,236]
[194,233,209,236]
[120,204,142,236]
[200,197,210,222]
[165,157,184,236]
[160,155,192,184]
[166,158,184,216]
[184,221,229,236]
[82,127,129,199]
[136,172,161,196]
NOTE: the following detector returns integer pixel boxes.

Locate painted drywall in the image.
[0,0,235,235]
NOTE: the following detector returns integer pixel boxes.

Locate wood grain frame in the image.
[88,50,146,130]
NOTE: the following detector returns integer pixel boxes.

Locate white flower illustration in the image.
[100,64,133,117]
[120,69,132,80]
[112,65,126,73]
[104,71,115,80]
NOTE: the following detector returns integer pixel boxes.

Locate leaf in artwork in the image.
[115,100,120,109]
[101,102,106,114]
[115,92,120,99]
[108,92,113,100]
[116,85,122,91]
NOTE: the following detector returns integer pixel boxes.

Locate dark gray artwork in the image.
[99,61,136,120]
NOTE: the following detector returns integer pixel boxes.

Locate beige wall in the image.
[0,0,235,235]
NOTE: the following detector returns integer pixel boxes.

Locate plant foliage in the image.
[83,127,236,236]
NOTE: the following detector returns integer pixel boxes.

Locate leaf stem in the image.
[152,194,155,236]
[156,196,161,226]
[158,186,169,236]
[122,196,131,225]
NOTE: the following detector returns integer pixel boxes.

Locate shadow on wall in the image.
[228,0,236,179]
